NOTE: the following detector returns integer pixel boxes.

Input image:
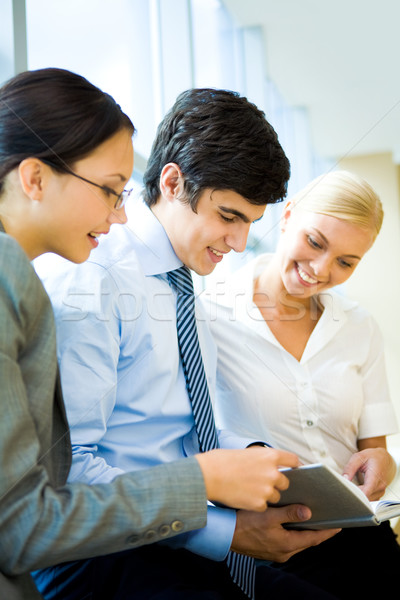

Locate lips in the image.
[296,263,318,285]
[87,233,99,248]
[209,248,224,257]
[207,246,228,264]
[88,230,108,249]
[88,230,109,239]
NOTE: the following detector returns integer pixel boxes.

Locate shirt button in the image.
[159,524,171,537]
[306,420,314,427]
[171,520,184,532]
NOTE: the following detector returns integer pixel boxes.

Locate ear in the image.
[18,158,47,201]
[159,163,184,202]
[280,200,293,232]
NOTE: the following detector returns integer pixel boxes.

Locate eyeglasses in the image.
[41,160,133,209]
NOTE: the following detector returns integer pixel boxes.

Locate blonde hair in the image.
[290,170,383,240]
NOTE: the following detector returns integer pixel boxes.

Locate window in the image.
[15,0,331,282]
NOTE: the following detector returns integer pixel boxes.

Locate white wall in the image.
[338,153,400,451]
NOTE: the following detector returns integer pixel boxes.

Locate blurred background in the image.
[1,0,400,450]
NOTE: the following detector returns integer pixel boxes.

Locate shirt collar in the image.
[125,198,183,276]
[250,255,358,361]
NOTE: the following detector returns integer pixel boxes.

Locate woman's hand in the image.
[342,437,397,501]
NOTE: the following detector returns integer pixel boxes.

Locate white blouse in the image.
[202,254,398,474]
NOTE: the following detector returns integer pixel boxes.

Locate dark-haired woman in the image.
[0,68,283,600]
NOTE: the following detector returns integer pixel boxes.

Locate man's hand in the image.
[195,446,300,512]
[231,505,340,562]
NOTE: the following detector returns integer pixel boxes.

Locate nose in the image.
[108,206,128,226]
[310,255,331,278]
[225,223,250,253]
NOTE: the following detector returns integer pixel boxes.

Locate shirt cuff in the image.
[218,430,271,449]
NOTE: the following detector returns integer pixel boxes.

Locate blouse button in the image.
[306,420,314,427]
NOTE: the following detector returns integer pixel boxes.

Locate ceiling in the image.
[221,0,400,162]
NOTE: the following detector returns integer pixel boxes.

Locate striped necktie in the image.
[167,265,256,600]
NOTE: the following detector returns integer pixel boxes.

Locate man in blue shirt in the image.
[35,89,338,599]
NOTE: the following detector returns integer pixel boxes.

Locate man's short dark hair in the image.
[143,88,290,210]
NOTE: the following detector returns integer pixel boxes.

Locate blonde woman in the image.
[206,170,400,599]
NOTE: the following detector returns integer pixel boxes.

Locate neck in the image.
[0,174,45,259]
[150,200,167,228]
[0,210,43,260]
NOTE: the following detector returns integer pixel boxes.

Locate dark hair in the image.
[0,67,134,193]
[143,88,290,209]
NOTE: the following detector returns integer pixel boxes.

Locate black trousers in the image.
[34,544,338,600]
[271,521,400,599]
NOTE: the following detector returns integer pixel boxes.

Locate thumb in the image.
[283,504,312,523]
[342,453,363,482]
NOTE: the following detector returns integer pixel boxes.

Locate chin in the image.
[72,255,90,264]
[61,248,90,264]
[195,263,216,277]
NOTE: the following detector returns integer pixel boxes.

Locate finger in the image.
[358,481,383,501]
[290,528,341,554]
[342,454,365,481]
[358,470,374,494]
[283,503,312,523]
[309,528,342,544]
[274,472,291,491]
[275,450,301,468]
[267,487,282,505]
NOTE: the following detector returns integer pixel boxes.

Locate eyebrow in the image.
[311,227,362,260]
[105,173,127,182]
[218,205,252,223]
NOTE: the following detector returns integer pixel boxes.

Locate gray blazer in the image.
[0,228,207,599]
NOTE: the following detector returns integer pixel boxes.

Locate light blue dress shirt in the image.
[37,199,256,561]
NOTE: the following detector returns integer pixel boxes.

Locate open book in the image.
[273,463,400,529]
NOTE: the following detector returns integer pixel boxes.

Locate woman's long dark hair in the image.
[0,67,134,193]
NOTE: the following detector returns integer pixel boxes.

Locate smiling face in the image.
[277,205,375,299]
[37,127,134,262]
[160,185,266,275]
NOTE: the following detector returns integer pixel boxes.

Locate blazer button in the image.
[127,534,141,544]
[171,520,184,533]
[144,529,156,541]
[159,524,171,537]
